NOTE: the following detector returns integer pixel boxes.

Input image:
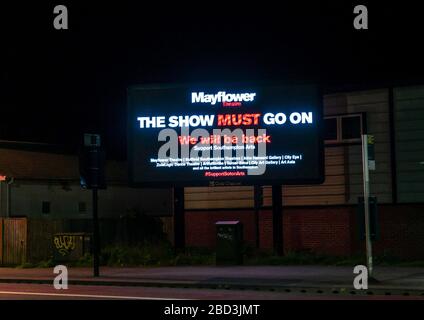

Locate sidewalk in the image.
[1,266,424,295]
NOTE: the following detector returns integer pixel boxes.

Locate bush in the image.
[101,241,174,267]
[99,243,217,267]
[172,248,215,266]
[36,258,56,268]
[115,210,166,246]
[16,262,37,269]
[74,253,93,267]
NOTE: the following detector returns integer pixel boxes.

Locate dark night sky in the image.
[2,2,424,159]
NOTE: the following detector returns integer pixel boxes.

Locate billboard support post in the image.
[173,187,185,253]
[92,187,100,277]
[253,185,261,248]
[272,185,283,256]
[361,134,373,278]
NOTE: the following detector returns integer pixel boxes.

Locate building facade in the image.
[1,85,423,260]
[183,85,424,259]
[0,146,172,219]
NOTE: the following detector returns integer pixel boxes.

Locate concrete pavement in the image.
[1,266,424,296]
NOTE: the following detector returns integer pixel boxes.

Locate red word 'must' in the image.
[217,114,261,126]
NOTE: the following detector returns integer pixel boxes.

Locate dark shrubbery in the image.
[115,210,166,246]
[101,241,174,266]
[101,243,215,267]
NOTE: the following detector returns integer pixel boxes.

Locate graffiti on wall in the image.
[53,235,76,256]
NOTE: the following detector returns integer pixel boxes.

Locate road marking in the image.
[0,290,186,300]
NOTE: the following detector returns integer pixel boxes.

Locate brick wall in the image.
[372,205,424,259]
[184,204,424,259]
[282,207,355,256]
[185,207,355,255]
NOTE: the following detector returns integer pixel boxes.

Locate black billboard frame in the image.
[127,81,325,188]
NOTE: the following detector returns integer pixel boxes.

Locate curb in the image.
[1,278,424,297]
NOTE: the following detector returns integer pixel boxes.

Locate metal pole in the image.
[6,178,14,218]
[362,134,373,277]
[272,185,283,256]
[254,185,260,248]
[92,188,100,277]
[173,187,185,253]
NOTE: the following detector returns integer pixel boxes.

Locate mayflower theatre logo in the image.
[191,91,256,107]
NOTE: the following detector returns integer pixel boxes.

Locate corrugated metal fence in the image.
[0,218,27,266]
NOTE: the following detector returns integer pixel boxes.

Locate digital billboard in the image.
[128,84,324,187]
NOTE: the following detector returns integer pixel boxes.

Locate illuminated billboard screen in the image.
[128,84,324,187]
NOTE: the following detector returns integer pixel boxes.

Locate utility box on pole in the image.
[79,134,106,190]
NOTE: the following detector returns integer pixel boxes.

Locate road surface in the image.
[0,283,423,300]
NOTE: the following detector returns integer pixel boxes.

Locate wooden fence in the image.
[0,218,27,266]
[0,216,168,265]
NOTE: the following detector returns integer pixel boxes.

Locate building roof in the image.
[0,147,127,184]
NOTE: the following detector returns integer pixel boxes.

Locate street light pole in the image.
[362,134,373,278]
[80,134,105,278]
